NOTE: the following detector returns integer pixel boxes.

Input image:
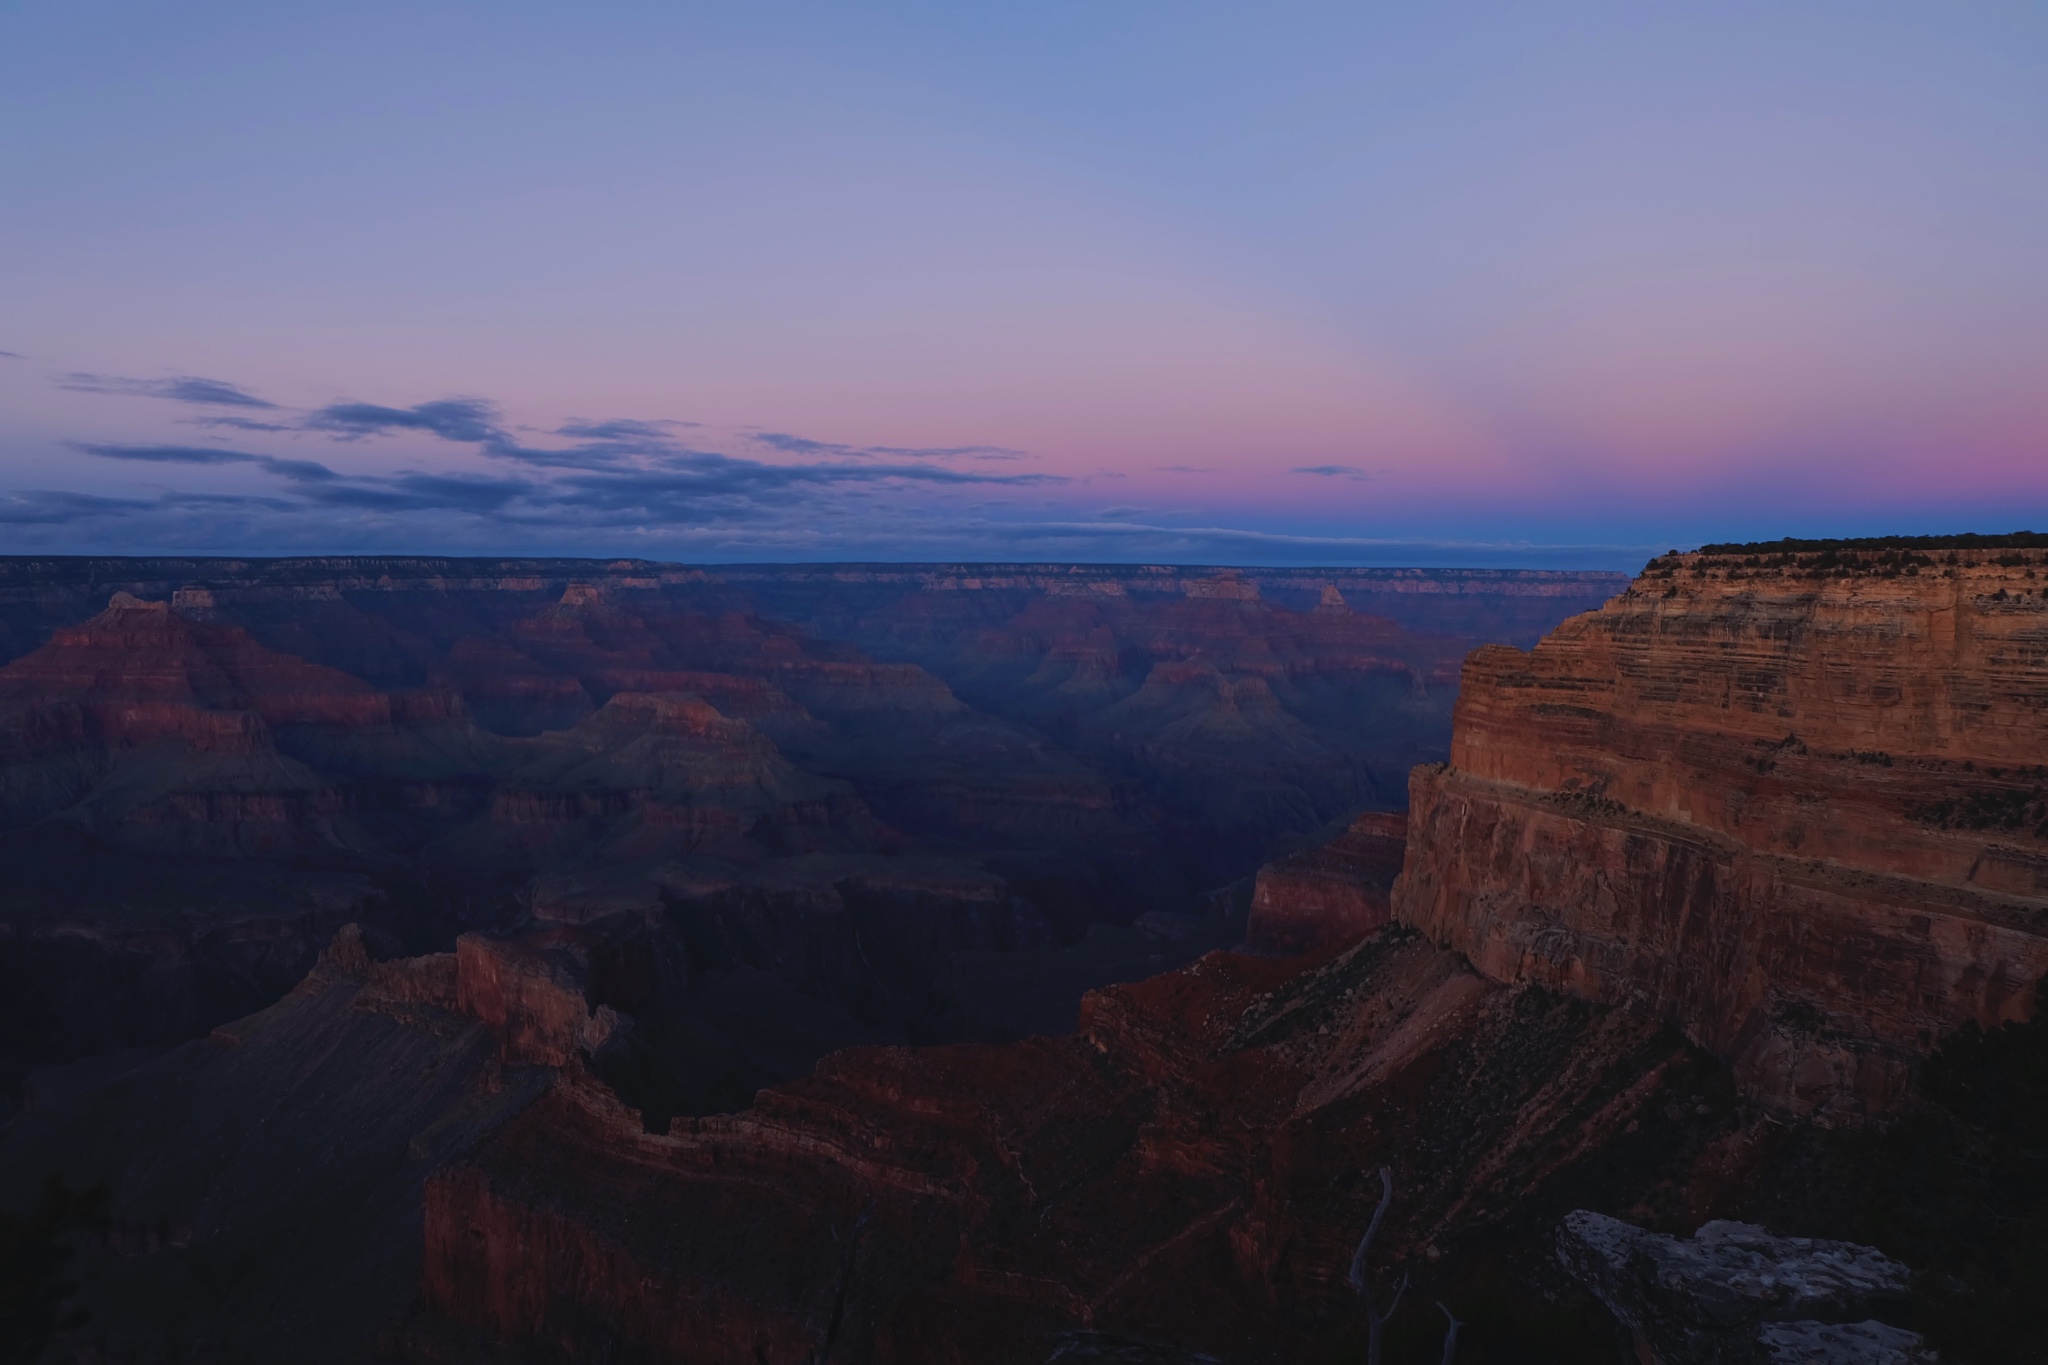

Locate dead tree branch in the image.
[1347,1167,1409,1365]
[1437,1301,1462,1364]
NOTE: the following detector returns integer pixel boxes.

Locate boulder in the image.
[1558,1210,1930,1364]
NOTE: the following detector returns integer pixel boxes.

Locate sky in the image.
[2,1,2044,570]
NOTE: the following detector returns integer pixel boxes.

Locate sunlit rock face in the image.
[1396,541,2048,1122]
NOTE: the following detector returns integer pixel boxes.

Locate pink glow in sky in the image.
[3,2,2045,568]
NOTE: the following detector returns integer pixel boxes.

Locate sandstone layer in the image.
[1245,812,1407,954]
[1395,541,2048,1120]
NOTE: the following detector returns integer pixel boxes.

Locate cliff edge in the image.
[1395,539,2048,1121]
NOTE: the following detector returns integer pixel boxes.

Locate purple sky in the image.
[4,2,2045,569]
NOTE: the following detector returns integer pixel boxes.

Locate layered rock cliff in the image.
[1245,812,1407,954]
[1395,540,2048,1121]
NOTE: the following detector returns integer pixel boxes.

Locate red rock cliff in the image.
[1246,811,1407,954]
[1394,542,2048,1121]
[412,928,1734,1364]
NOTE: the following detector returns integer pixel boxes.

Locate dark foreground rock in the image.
[1559,1210,1932,1364]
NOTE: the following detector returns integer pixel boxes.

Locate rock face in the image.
[23,916,1740,1362]
[1395,542,2048,1120]
[1557,1211,1930,1364]
[0,925,551,1365]
[1245,812,1407,954]
[405,924,1762,1363]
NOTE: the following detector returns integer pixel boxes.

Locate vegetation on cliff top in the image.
[1635,532,2048,581]
[1691,531,2047,554]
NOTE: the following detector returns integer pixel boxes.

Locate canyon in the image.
[4,541,2044,1363]
[0,557,1620,1113]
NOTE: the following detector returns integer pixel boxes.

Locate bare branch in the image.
[1347,1166,1395,1295]
[1349,1167,1408,1365]
[1438,1301,1463,1365]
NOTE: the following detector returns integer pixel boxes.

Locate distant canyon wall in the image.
[0,556,1627,667]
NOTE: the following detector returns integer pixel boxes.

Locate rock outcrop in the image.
[1246,812,1407,954]
[405,924,1763,1363]
[1395,541,2048,1121]
[0,924,551,1365]
[1557,1211,1931,1364]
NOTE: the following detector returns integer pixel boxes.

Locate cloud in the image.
[78,443,259,466]
[0,489,155,524]
[77,442,550,515]
[75,442,340,485]
[553,454,1060,511]
[310,399,677,470]
[43,387,1462,559]
[366,473,538,512]
[0,350,24,360]
[753,432,1026,461]
[0,485,308,525]
[1156,464,1215,474]
[56,373,277,408]
[190,415,298,433]
[287,396,1065,496]
[1291,464,1372,479]
[556,418,700,440]
[74,436,1052,523]
[279,397,1037,481]
[306,398,502,443]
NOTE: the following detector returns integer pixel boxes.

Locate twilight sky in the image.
[3,1,2044,569]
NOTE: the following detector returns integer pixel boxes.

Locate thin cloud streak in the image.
[55,374,277,408]
[752,432,1027,462]
[556,418,702,440]
[76,442,341,484]
[190,415,299,433]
